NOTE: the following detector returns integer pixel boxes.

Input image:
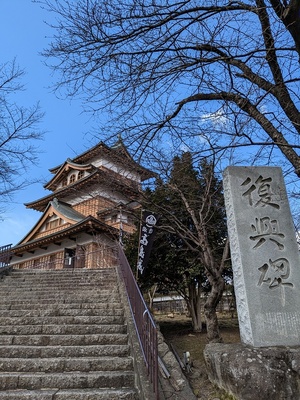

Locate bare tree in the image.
[0,59,44,217]
[164,157,229,342]
[136,153,229,342]
[41,0,300,177]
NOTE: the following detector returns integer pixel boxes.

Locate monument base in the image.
[204,343,300,400]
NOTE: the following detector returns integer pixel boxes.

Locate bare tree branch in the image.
[0,60,44,217]
[40,0,300,178]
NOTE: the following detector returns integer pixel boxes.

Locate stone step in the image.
[0,370,135,390]
[0,293,118,300]
[0,284,117,291]
[0,344,130,358]
[3,273,116,280]
[7,270,114,275]
[0,289,116,296]
[0,294,120,304]
[2,286,117,292]
[0,297,119,305]
[6,274,117,284]
[0,287,119,300]
[10,268,116,275]
[0,388,138,399]
[0,323,126,335]
[3,282,116,289]
[4,272,118,287]
[0,333,128,346]
[1,275,117,283]
[3,279,117,286]
[0,356,133,372]
[0,267,138,399]
[9,269,115,275]
[0,302,122,311]
[0,307,124,317]
[0,315,124,326]
[0,282,117,290]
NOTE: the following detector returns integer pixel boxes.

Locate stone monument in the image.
[204,166,300,399]
[223,166,300,347]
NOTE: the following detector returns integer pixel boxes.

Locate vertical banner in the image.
[137,211,158,275]
[118,203,124,246]
[119,213,124,246]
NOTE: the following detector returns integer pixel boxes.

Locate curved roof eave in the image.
[25,170,101,211]
[25,169,141,212]
[11,216,118,255]
[49,142,109,173]
[44,159,94,190]
[49,141,155,181]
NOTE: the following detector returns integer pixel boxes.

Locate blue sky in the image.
[0,1,100,246]
[0,1,299,247]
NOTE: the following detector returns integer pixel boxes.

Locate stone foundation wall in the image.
[204,343,300,400]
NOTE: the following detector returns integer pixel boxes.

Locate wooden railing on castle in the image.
[0,244,12,273]
[11,248,116,270]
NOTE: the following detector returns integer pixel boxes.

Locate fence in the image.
[12,248,118,270]
[0,244,12,265]
[0,244,12,275]
[117,244,159,399]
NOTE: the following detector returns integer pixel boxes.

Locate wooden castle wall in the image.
[73,197,113,218]
[12,238,118,270]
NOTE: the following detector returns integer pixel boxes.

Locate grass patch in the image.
[156,313,240,399]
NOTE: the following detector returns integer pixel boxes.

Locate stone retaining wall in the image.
[204,343,300,400]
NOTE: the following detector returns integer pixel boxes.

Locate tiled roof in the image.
[25,169,140,212]
[50,198,84,222]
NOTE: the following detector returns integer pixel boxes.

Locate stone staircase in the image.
[0,267,138,399]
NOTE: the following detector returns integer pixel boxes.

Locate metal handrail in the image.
[117,243,159,399]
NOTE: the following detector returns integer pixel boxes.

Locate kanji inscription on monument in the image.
[223,166,300,347]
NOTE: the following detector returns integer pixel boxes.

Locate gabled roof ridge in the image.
[17,199,85,245]
[65,158,92,168]
[44,160,94,190]
[12,215,119,253]
[48,157,93,175]
[50,198,85,222]
[47,140,154,185]
[49,141,107,173]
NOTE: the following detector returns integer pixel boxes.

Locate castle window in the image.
[45,218,63,231]
[111,214,118,223]
[78,171,84,180]
[49,254,56,268]
[69,174,76,184]
[61,179,67,187]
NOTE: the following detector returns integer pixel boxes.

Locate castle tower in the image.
[10,139,153,269]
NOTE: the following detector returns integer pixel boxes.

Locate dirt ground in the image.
[155,313,240,400]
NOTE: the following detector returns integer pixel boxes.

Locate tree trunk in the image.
[147,284,157,312]
[204,271,225,343]
[186,281,202,332]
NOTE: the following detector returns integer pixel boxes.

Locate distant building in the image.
[10,139,153,269]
